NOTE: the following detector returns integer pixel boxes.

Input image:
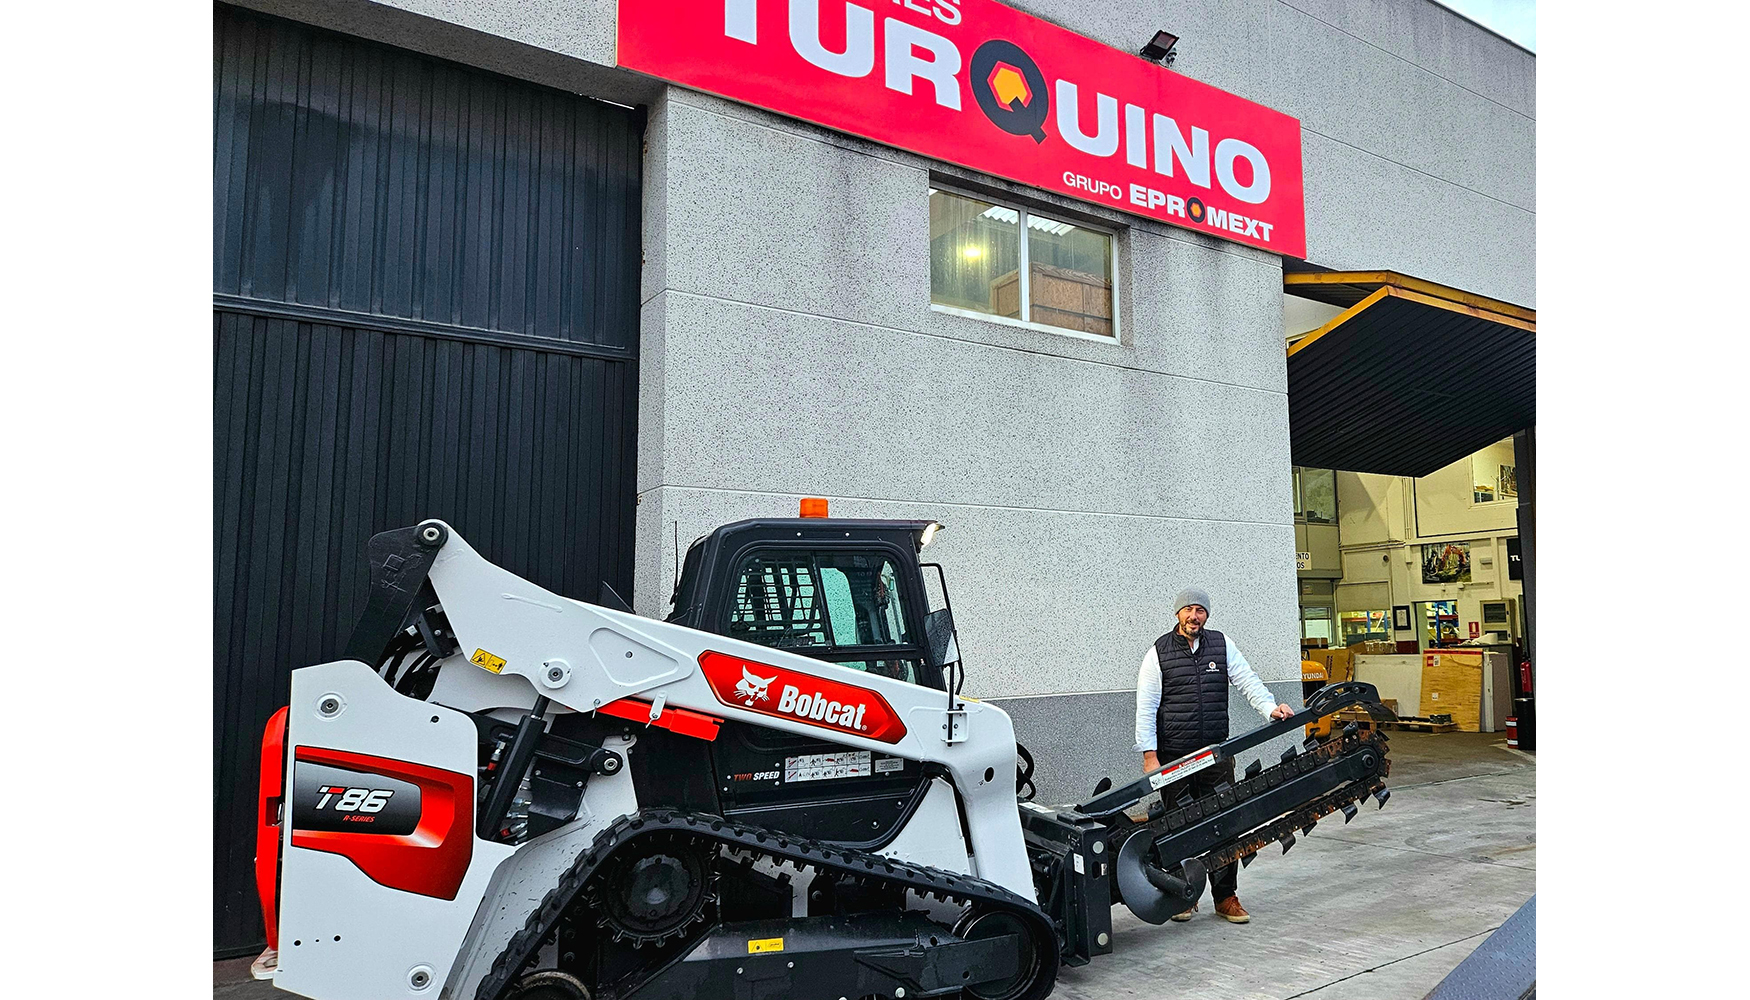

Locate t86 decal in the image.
[292,762,422,835]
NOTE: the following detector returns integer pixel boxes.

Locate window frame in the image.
[927,185,1122,344]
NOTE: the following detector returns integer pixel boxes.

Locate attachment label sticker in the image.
[470,648,506,674]
[784,750,872,783]
[747,937,784,954]
[1147,748,1218,789]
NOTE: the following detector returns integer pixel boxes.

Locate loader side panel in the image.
[255,707,289,951]
[276,661,515,1000]
[287,747,474,899]
[707,719,936,849]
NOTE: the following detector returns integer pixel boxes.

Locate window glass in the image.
[831,658,925,682]
[1470,440,1517,504]
[929,189,1020,319]
[1027,214,1114,336]
[1421,600,1461,648]
[876,561,907,644]
[930,188,1115,339]
[1340,610,1392,646]
[728,554,829,650]
[1301,468,1336,524]
[726,550,920,681]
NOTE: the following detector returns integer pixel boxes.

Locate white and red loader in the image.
[254,514,1396,1000]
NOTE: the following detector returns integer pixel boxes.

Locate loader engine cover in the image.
[698,650,908,743]
[290,762,422,835]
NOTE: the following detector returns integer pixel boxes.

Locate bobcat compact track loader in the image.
[252,516,1396,1000]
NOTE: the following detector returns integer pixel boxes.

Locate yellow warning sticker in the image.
[470,648,506,674]
[747,937,784,954]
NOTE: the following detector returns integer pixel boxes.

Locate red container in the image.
[1506,717,1519,748]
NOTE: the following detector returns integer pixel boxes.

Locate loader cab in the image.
[668,517,948,692]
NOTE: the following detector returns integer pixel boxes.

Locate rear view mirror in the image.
[923,608,960,669]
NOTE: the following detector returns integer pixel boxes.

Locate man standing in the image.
[1134,588,1294,923]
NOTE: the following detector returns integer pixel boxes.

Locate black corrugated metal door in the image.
[213,4,642,956]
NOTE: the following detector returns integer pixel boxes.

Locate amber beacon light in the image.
[799,497,829,518]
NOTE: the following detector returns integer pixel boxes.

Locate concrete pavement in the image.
[1051,731,1536,1000]
[217,731,1534,1000]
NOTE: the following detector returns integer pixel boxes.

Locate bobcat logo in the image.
[1204,661,1221,674]
[734,666,777,706]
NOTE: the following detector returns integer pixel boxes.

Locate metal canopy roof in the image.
[1284,272,1535,478]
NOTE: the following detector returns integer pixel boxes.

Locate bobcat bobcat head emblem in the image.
[734,666,777,706]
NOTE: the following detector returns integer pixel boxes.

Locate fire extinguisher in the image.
[1518,659,1534,696]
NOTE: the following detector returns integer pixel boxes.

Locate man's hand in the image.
[1269,703,1295,721]
[1142,751,1160,773]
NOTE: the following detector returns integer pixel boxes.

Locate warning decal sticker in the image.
[784,751,872,783]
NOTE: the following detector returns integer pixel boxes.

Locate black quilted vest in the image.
[1154,628,1230,755]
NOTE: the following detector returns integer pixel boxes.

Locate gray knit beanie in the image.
[1173,588,1212,616]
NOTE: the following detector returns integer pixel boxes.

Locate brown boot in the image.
[1169,903,1197,922]
[1214,896,1250,923]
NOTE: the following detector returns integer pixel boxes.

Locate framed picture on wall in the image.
[1393,605,1412,630]
[1421,541,1472,583]
[1499,464,1517,497]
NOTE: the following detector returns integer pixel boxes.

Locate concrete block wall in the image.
[635,85,1304,801]
[1010,0,1537,306]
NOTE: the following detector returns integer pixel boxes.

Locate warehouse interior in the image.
[1282,270,1536,750]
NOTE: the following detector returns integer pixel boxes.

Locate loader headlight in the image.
[919,522,943,548]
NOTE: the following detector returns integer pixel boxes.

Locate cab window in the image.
[726,549,923,683]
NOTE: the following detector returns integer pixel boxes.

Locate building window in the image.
[1470,442,1517,505]
[1292,466,1336,524]
[1300,605,1333,647]
[929,187,1116,339]
[1340,610,1392,646]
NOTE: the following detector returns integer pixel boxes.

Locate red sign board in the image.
[1469,621,1481,639]
[618,1,1305,256]
[699,650,909,744]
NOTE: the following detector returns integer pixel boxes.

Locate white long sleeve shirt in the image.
[1133,633,1279,752]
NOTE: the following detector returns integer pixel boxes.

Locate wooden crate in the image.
[989,264,1113,336]
[1419,653,1483,732]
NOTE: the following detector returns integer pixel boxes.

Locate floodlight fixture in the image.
[1140,30,1179,65]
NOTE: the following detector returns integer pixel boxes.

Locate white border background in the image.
[6,2,211,993]
[5,1,1744,995]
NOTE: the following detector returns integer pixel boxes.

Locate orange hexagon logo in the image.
[987,62,1032,109]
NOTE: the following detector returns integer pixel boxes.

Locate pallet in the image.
[1376,718,1459,733]
[1327,712,1459,734]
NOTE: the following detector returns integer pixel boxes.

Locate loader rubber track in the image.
[476,807,1061,1000]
